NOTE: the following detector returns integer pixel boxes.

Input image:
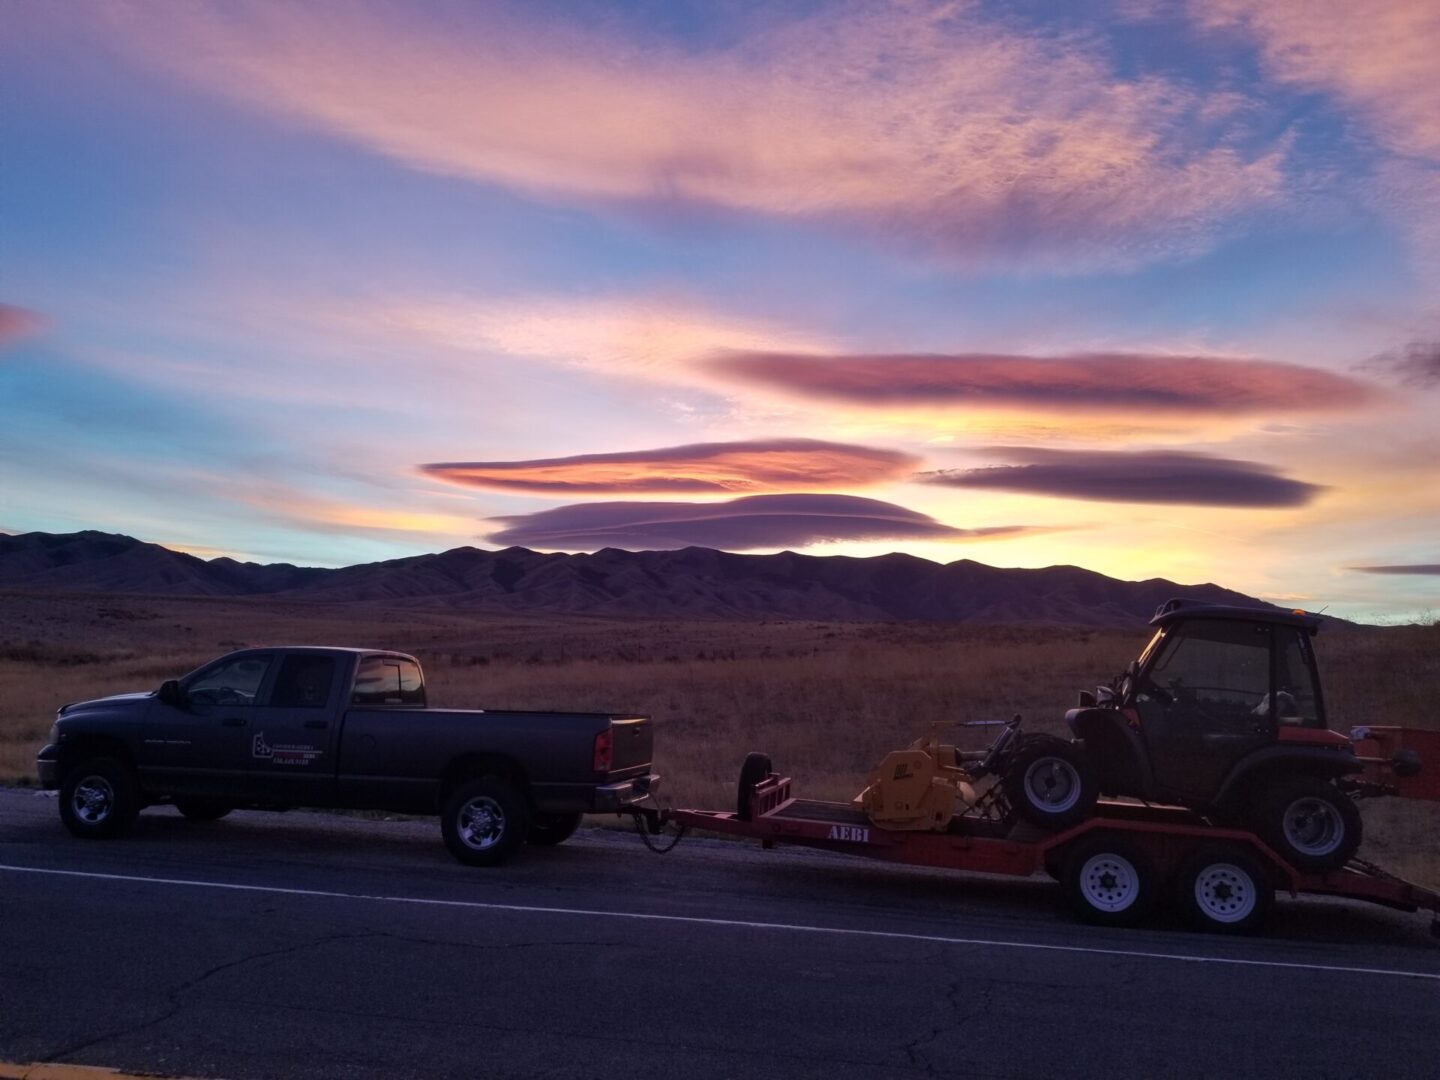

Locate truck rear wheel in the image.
[174,798,233,822]
[527,811,583,847]
[442,777,530,867]
[59,757,140,839]
[1060,834,1158,927]
[1175,844,1273,934]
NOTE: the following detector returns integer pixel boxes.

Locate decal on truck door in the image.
[252,732,322,766]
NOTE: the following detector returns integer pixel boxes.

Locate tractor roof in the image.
[1149,597,1322,632]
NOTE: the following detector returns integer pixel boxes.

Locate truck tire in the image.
[59,756,140,839]
[174,798,233,822]
[1060,833,1158,927]
[441,776,530,867]
[1002,737,1099,830]
[736,753,773,821]
[527,811,583,847]
[1248,776,1362,872]
[1175,844,1274,934]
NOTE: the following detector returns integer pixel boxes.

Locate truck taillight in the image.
[593,728,614,773]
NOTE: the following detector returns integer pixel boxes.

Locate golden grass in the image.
[3,591,1435,883]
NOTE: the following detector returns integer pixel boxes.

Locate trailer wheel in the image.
[174,798,233,822]
[527,811,583,847]
[1060,834,1158,927]
[1175,844,1273,934]
[59,757,140,839]
[1003,737,1099,830]
[441,776,530,867]
[736,753,773,821]
[1248,777,1362,872]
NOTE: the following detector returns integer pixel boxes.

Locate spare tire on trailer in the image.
[736,753,773,821]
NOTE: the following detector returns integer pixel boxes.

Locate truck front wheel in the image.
[59,757,140,839]
[441,777,530,867]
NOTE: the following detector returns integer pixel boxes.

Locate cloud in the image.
[92,1,1287,270]
[918,448,1324,507]
[485,493,1030,551]
[0,304,45,348]
[1361,340,1440,388]
[421,438,919,495]
[1348,563,1440,575]
[706,351,1380,415]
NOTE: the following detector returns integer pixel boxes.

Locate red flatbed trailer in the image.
[658,771,1440,934]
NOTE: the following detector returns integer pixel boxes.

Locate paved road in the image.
[2,789,1436,1080]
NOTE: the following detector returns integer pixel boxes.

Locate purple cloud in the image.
[918,449,1324,508]
[1348,564,1440,575]
[421,438,919,494]
[1361,340,1440,388]
[485,493,1033,552]
[706,351,1379,415]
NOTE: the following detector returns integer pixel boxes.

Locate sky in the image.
[1,0,1438,622]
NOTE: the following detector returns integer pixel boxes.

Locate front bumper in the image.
[36,744,62,789]
[592,773,660,812]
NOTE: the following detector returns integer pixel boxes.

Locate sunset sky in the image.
[2,1,1438,621]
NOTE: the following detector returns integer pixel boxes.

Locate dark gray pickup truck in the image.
[36,646,656,866]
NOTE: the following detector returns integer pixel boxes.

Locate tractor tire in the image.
[1002,737,1099,830]
[527,811,583,847]
[1060,833,1158,927]
[441,776,530,867]
[59,756,141,839]
[175,798,233,821]
[1175,844,1274,934]
[1248,776,1362,872]
[736,753,773,821]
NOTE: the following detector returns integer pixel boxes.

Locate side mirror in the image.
[157,679,186,707]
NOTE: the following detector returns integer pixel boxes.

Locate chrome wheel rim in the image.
[72,775,115,825]
[1079,853,1139,912]
[1024,756,1082,814]
[457,796,505,851]
[1194,863,1257,924]
[1282,797,1344,857]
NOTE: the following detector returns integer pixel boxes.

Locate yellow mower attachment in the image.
[855,731,977,831]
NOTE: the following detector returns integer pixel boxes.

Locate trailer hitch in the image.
[626,804,688,853]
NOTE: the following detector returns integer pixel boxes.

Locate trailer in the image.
[639,766,1440,936]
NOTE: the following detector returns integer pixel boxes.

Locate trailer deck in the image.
[655,770,1440,934]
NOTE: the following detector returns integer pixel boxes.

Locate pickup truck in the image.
[36,646,657,866]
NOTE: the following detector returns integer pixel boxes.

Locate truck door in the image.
[1134,620,1275,800]
[247,652,345,806]
[143,652,276,798]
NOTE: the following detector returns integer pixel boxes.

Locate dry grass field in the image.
[3,591,1435,884]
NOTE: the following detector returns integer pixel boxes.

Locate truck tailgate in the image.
[607,715,653,779]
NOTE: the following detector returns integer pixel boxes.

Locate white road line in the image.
[4,862,1437,981]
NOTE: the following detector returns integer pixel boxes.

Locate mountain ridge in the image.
[0,529,1279,627]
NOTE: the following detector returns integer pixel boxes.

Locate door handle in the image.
[304,720,329,730]
[221,716,248,727]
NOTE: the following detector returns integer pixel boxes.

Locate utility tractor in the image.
[852,599,1430,873]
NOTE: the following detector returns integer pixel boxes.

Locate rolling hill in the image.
[0,530,1279,627]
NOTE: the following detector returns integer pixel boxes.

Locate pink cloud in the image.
[706,350,1381,415]
[92,1,1287,270]
[420,438,920,494]
[0,304,45,348]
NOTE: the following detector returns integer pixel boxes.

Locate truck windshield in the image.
[351,656,426,706]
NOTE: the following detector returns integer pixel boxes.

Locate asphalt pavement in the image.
[2,788,1436,1080]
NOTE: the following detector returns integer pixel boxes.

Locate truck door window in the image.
[352,656,425,706]
[268,655,337,708]
[186,655,273,706]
